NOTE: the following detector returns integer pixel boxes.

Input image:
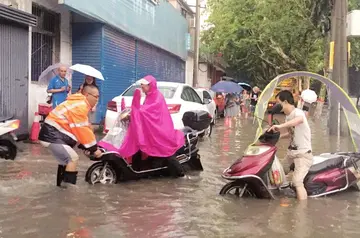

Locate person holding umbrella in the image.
[78,75,98,91]
[47,66,71,108]
[77,75,99,124]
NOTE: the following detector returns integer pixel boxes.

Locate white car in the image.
[195,88,217,125]
[104,82,211,135]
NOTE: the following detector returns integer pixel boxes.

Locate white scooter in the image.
[0,116,20,160]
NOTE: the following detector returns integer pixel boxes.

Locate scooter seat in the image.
[290,156,346,175]
[307,156,345,175]
[0,115,13,123]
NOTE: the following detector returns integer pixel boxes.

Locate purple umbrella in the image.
[211,80,243,93]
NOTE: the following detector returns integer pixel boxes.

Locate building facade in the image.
[0,3,37,135]
[0,0,189,127]
[168,0,195,86]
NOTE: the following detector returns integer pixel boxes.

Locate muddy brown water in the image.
[0,111,359,238]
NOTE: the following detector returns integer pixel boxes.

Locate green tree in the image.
[202,0,360,87]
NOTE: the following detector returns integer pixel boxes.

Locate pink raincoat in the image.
[118,75,184,158]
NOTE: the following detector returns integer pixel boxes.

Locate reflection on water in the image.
[0,110,359,237]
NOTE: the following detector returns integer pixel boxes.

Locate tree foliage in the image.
[202,0,360,87]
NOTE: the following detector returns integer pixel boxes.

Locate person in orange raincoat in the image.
[39,85,103,187]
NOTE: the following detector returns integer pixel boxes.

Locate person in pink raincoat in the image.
[118,75,185,176]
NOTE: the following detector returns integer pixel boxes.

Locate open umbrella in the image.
[210,81,243,93]
[301,89,318,103]
[38,63,73,85]
[70,64,105,80]
[238,82,252,92]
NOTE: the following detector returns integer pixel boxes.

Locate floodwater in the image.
[1,110,360,238]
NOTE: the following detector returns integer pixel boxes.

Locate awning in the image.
[0,3,37,27]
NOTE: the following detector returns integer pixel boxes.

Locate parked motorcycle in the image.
[84,109,211,184]
[220,106,360,199]
[0,116,20,160]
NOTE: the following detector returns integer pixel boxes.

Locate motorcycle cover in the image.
[253,71,360,152]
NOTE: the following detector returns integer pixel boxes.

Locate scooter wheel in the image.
[0,139,17,160]
[219,181,256,198]
[85,162,117,185]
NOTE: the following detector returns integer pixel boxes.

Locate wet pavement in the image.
[1,110,360,238]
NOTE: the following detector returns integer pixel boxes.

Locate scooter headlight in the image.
[244,146,260,155]
[223,167,231,173]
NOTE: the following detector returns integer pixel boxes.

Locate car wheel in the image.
[212,110,217,125]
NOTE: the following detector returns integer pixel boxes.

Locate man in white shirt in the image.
[268,90,313,200]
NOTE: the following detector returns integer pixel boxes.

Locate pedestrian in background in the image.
[224,93,239,119]
[47,66,71,108]
[241,90,250,118]
[78,75,99,124]
[250,86,261,115]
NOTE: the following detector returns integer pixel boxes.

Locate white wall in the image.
[187,61,211,88]
[197,63,211,88]
[185,56,194,86]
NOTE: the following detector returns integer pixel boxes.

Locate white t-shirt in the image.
[285,108,312,153]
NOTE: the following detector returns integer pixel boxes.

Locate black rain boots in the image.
[63,171,78,185]
[57,165,66,187]
[56,165,78,187]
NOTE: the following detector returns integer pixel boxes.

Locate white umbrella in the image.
[301,89,318,103]
[38,63,73,85]
[70,64,105,80]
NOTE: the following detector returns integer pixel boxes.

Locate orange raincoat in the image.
[38,93,97,151]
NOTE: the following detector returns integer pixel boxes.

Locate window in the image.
[31,4,60,81]
[188,88,203,104]
[122,85,176,99]
[181,87,192,101]
[203,91,212,100]
[182,87,203,104]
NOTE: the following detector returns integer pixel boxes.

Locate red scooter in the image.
[220,104,360,199]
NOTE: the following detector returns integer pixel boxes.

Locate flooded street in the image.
[1,110,360,238]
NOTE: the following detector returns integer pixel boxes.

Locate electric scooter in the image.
[84,109,211,184]
[220,104,360,199]
[0,116,20,160]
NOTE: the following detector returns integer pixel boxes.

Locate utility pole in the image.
[328,2,339,135]
[330,0,349,136]
[192,0,200,88]
[339,0,349,136]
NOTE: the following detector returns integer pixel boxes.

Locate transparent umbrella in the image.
[38,63,73,85]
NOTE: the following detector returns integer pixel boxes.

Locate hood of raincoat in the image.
[118,75,185,157]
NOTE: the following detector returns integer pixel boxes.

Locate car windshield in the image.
[122,85,176,99]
